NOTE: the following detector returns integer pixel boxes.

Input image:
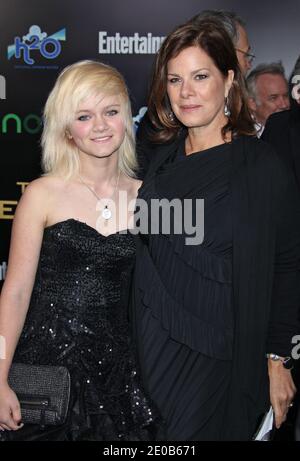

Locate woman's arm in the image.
[267,156,300,428]
[0,180,47,430]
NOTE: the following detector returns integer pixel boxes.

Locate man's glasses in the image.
[235,48,256,65]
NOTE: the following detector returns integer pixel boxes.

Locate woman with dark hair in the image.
[133,20,300,440]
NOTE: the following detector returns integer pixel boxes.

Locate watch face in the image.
[283,357,294,370]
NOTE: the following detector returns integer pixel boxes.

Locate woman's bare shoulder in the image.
[17,177,68,217]
[27,175,67,191]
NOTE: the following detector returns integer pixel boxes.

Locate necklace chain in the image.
[79,170,120,220]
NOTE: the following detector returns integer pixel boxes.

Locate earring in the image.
[168,111,175,122]
[224,97,231,117]
[66,131,72,140]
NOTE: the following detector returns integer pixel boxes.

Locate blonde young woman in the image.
[0,61,160,440]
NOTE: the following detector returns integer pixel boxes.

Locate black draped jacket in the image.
[133,133,300,440]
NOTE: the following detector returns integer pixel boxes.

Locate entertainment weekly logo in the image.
[98,31,165,54]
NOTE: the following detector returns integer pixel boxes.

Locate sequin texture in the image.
[13,219,161,440]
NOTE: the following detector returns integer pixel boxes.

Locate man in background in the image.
[190,10,254,76]
[247,62,290,137]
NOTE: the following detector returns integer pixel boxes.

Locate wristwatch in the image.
[266,353,294,370]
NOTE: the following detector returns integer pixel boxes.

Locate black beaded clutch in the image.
[8,363,71,427]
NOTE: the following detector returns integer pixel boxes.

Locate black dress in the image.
[133,138,234,440]
[5,219,160,441]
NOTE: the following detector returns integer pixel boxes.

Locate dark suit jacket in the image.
[262,108,300,189]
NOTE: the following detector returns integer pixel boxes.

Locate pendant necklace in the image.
[79,170,120,220]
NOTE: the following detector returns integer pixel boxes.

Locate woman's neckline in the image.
[44,218,133,238]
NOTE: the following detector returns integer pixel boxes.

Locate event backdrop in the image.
[1,0,300,287]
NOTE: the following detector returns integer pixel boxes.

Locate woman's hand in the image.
[268,359,296,429]
[0,382,23,431]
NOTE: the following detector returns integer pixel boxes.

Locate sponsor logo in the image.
[133,106,147,132]
[1,113,42,134]
[0,201,17,220]
[0,183,29,220]
[0,75,6,100]
[8,25,66,67]
[99,32,165,55]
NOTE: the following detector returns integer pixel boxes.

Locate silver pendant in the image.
[102,206,112,220]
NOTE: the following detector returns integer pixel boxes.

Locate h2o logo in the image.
[8,25,66,65]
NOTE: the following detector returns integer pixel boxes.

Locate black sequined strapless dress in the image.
[9,219,161,441]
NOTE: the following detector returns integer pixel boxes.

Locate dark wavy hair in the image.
[148,19,255,143]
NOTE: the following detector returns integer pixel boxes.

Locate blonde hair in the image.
[41,60,137,179]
